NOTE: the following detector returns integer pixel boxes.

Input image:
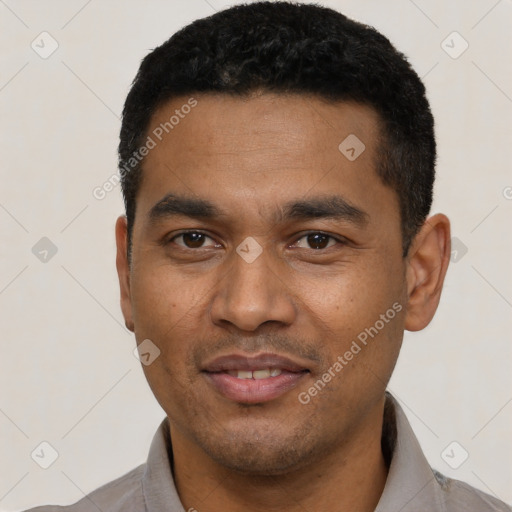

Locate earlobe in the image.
[404,214,451,332]
[115,215,135,332]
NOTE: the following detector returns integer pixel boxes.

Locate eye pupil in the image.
[183,232,205,248]
[307,233,329,249]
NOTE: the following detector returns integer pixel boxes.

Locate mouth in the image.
[202,353,310,404]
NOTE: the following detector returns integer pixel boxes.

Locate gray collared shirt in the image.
[24,394,511,511]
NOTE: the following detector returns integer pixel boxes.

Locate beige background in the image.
[0,0,511,509]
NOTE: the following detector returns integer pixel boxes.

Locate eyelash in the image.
[166,230,346,250]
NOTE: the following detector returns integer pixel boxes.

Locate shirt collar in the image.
[142,417,184,512]
[375,393,445,511]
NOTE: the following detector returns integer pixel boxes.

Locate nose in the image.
[209,247,297,332]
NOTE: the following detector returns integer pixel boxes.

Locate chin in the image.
[194,422,324,476]
[208,446,312,476]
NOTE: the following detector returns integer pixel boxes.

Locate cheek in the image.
[292,256,405,373]
[295,257,402,325]
[130,264,210,337]
[130,268,206,413]
[129,266,213,401]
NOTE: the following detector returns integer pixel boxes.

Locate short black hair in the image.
[119,1,435,258]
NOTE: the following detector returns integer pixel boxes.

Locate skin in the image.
[115,92,451,512]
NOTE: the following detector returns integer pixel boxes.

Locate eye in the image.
[171,231,219,249]
[293,232,340,250]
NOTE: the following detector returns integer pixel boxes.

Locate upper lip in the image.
[202,352,310,373]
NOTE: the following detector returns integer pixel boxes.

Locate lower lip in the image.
[204,371,307,404]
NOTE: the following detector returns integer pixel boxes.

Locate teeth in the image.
[253,369,271,379]
[226,368,283,379]
[236,370,253,379]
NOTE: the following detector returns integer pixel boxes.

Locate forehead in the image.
[135,93,398,229]
[144,92,381,167]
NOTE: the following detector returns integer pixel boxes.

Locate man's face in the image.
[119,93,409,474]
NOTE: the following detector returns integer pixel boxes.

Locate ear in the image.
[404,213,451,332]
[115,215,135,332]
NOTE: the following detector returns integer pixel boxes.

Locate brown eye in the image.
[182,232,205,248]
[172,232,217,249]
[294,232,337,250]
[306,233,330,249]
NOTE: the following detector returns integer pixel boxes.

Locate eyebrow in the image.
[280,195,369,226]
[147,193,369,227]
[148,194,222,222]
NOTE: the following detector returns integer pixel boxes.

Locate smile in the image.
[202,353,311,404]
[226,368,283,379]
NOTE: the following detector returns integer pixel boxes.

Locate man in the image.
[25,2,511,511]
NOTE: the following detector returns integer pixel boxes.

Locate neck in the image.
[170,400,388,512]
